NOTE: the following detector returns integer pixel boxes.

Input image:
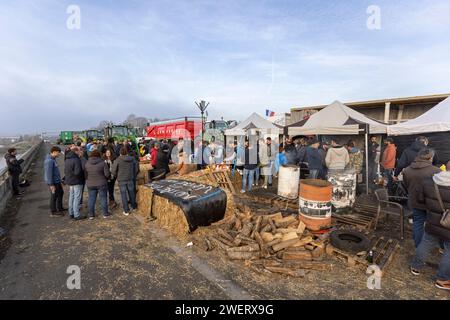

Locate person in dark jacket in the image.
[44,146,64,217]
[111,147,138,215]
[104,149,118,210]
[395,136,438,177]
[84,150,110,219]
[411,162,450,291]
[64,147,86,220]
[318,142,329,179]
[241,140,257,193]
[298,138,323,179]
[403,149,441,247]
[5,148,24,196]
[155,144,171,175]
[284,139,298,166]
[77,147,87,206]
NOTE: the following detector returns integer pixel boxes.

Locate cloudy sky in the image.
[1,0,450,135]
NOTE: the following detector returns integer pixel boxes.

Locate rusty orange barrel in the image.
[299,179,333,231]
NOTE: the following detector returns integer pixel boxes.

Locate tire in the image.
[330,230,371,254]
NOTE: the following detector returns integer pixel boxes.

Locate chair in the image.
[374,189,405,240]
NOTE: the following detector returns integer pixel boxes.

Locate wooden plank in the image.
[281,232,299,242]
[296,221,306,236]
[272,238,299,252]
[291,236,314,248]
[282,250,313,261]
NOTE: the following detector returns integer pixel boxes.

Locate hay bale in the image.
[137,163,153,184]
[152,196,190,236]
[136,185,153,219]
[136,185,190,236]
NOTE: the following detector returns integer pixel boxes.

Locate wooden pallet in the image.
[332,212,375,231]
[208,170,236,194]
[325,236,400,276]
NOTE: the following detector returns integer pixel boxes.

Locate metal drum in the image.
[299,179,333,231]
[327,170,357,210]
[277,165,300,199]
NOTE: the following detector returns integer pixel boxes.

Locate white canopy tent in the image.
[225,112,283,136]
[388,97,450,136]
[287,101,387,136]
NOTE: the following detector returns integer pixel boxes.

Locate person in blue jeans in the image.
[241,140,257,193]
[410,167,450,291]
[112,147,138,215]
[64,147,86,220]
[84,150,111,219]
[402,149,440,247]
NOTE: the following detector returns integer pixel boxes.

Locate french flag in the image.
[265,109,275,117]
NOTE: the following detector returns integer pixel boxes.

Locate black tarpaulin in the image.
[148,179,227,232]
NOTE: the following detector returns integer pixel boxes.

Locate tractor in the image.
[104,124,140,157]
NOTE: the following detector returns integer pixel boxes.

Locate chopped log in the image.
[282,250,313,261]
[297,221,306,236]
[266,238,283,248]
[240,223,254,238]
[260,224,272,233]
[270,212,284,221]
[218,229,235,243]
[232,237,242,247]
[291,236,314,248]
[236,234,257,244]
[265,266,306,278]
[272,238,300,252]
[251,216,263,239]
[227,251,260,260]
[275,228,299,234]
[227,243,260,252]
[261,232,274,243]
[281,232,299,242]
[217,235,235,247]
[234,217,242,231]
[269,219,277,234]
[209,236,231,251]
[304,245,315,251]
[254,232,270,258]
[274,216,298,228]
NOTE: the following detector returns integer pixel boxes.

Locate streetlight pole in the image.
[195,100,209,143]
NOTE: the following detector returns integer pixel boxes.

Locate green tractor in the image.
[58,131,74,145]
[104,124,139,157]
[85,129,103,141]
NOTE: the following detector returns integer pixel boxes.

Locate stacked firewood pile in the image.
[204,208,333,278]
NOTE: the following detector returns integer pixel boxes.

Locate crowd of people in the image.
[43,138,141,220]
[5,131,446,290]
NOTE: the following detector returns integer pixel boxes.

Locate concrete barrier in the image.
[0,141,44,216]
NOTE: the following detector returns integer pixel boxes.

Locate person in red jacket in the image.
[151,142,159,167]
[381,138,397,192]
